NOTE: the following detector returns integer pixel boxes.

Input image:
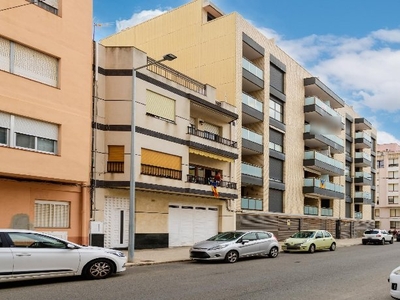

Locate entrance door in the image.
[104,197,129,248]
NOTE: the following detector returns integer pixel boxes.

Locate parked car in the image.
[389,265,400,299]
[189,230,279,263]
[281,230,336,253]
[0,229,127,282]
[362,229,393,245]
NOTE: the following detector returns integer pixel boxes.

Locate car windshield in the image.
[291,231,315,239]
[207,232,244,241]
[364,230,379,234]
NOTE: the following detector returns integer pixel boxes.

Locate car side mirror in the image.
[67,243,77,249]
[242,239,249,244]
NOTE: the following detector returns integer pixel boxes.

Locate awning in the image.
[189,148,233,163]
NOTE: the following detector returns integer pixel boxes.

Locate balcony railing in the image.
[304,97,342,122]
[304,151,344,170]
[241,163,262,178]
[187,126,237,147]
[186,174,237,189]
[304,206,318,216]
[242,92,263,113]
[304,124,344,147]
[107,161,124,173]
[321,208,333,216]
[355,212,363,219]
[355,152,371,161]
[242,128,262,145]
[354,172,372,181]
[241,197,263,210]
[354,191,371,200]
[141,164,182,180]
[242,57,263,79]
[147,57,207,95]
[304,178,344,193]
[355,132,372,142]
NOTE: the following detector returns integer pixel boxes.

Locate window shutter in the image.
[14,115,58,140]
[270,64,284,93]
[0,37,10,72]
[203,122,220,135]
[35,200,69,228]
[269,128,283,145]
[43,0,59,9]
[141,148,181,170]
[146,90,175,122]
[108,145,124,162]
[0,111,11,129]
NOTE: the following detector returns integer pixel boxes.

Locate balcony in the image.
[321,208,333,217]
[354,191,372,204]
[303,151,344,176]
[107,161,124,173]
[242,92,263,124]
[354,152,371,167]
[303,124,344,154]
[187,126,237,148]
[241,197,263,211]
[354,117,372,131]
[304,97,344,129]
[141,164,182,180]
[186,174,237,189]
[242,57,264,92]
[303,178,344,199]
[242,128,263,155]
[304,77,345,109]
[354,212,363,219]
[304,205,319,216]
[354,132,372,149]
[241,162,263,187]
[354,172,372,186]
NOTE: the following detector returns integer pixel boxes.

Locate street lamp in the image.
[128,53,177,262]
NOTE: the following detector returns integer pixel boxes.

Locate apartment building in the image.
[92,44,238,249]
[375,143,400,230]
[0,1,93,244]
[100,0,376,239]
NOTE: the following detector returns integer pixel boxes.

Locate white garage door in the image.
[104,197,129,248]
[168,204,218,247]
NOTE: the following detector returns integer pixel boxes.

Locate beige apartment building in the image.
[375,143,400,230]
[91,45,238,248]
[0,1,93,244]
[101,0,376,240]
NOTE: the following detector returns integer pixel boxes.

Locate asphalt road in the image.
[1,242,398,300]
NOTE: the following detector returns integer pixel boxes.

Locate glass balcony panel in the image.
[354,212,363,219]
[321,208,333,216]
[304,206,318,215]
[304,97,342,121]
[242,128,262,145]
[304,178,344,193]
[242,163,262,178]
[242,57,263,80]
[355,172,372,180]
[304,125,344,147]
[355,152,371,161]
[355,132,372,142]
[355,192,371,199]
[304,151,344,170]
[242,93,263,113]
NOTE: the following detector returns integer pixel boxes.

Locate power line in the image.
[0,2,33,12]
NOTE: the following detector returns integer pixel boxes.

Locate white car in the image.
[389,266,400,299]
[0,229,127,282]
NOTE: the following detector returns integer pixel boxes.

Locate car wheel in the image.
[381,239,385,245]
[329,242,336,251]
[308,244,315,253]
[83,259,115,279]
[362,240,367,245]
[268,246,279,258]
[390,238,394,244]
[224,250,239,263]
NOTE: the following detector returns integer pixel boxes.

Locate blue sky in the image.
[94,0,400,145]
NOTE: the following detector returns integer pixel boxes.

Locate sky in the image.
[93,0,400,145]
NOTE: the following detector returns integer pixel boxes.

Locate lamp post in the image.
[128,53,177,263]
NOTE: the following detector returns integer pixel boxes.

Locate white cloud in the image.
[377,131,400,145]
[116,9,170,32]
[371,29,400,43]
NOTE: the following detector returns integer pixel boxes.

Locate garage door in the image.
[104,197,129,248]
[168,204,218,247]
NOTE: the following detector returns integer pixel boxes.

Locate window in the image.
[269,98,283,122]
[8,232,66,248]
[35,200,70,228]
[375,209,380,217]
[390,221,400,229]
[28,0,59,15]
[389,184,398,192]
[146,90,175,122]
[0,111,58,154]
[141,148,182,180]
[389,196,399,204]
[324,231,332,238]
[389,171,398,179]
[241,197,263,211]
[269,128,283,153]
[107,145,124,173]
[0,36,58,87]
[270,63,285,93]
[390,209,400,217]
[257,232,271,239]
[377,160,384,168]
[269,157,283,182]
[389,158,399,167]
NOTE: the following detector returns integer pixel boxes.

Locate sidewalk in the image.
[123,238,363,266]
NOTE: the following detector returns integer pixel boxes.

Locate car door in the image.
[0,233,13,278]
[7,232,80,276]
[256,232,273,254]
[323,231,334,248]
[313,230,326,250]
[237,232,260,256]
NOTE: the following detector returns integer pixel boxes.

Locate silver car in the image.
[189,230,279,263]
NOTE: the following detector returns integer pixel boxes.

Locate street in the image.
[1,242,397,300]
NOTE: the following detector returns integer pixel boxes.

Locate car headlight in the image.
[393,269,400,275]
[106,250,125,258]
[208,244,229,251]
[301,239,311,245]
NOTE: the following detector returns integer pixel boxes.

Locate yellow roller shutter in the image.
[141,148,181,170]
[108,145,124,162]
[146,90,175,122]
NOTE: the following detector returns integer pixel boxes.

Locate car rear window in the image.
[364,230,379,234]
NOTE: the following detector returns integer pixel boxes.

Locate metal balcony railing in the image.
[141,164,182,180]
[107,161,124,173]
[147,58,207,95]
[187,126,237,147]
[186,174,237,189]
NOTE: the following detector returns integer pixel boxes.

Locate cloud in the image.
[116,9,170,32]
[377,131,400,145]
